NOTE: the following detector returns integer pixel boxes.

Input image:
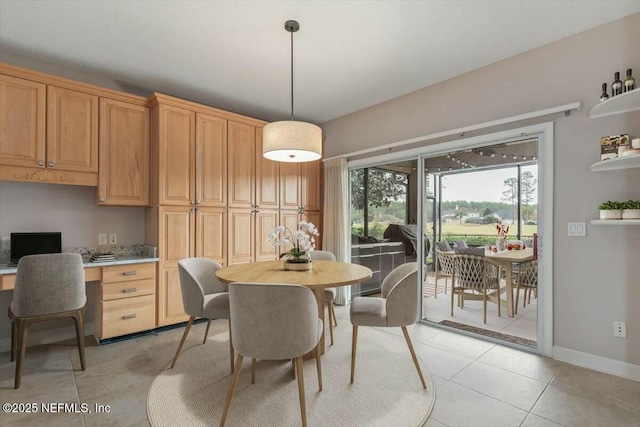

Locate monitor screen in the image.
[10,232,62,262]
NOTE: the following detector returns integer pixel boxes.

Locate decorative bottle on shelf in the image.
[599,83,609,102]
[612,72,623,96]
[624,69,635,92]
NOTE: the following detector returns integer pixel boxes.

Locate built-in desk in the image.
[0,257,159,341]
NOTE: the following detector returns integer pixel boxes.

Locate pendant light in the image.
[262,20,322,162]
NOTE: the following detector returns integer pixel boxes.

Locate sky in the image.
[439,164,538,203]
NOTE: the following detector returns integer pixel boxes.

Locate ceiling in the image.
[1,1,638,124]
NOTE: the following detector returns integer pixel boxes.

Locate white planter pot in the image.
[622,209,640,219]
[599,210,622,220]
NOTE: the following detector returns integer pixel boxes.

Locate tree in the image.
[520,171,537,222]
[501,177,518,223]
[350,169,407,215]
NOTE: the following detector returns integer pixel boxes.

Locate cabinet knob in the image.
[190,200,195,205]
[190,208,195,213]
[37,160,44,167]
[196,208,201,213]
[99,197,105,203]
[47,161,54,167]
[196,200,201,205]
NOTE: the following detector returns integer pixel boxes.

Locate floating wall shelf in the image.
[589,88,640,119]
[590,219,640,226]
[589,154,640,172]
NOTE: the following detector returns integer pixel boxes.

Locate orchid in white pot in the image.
[267,221,319,262]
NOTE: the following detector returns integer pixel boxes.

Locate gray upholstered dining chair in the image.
[9,253,87,389]
[309,250,339,345]
[350,262,427,389]
[171,258,233,372]
[220,282,323,427]
[451,251,500,323]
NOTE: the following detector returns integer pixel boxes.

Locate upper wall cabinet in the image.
[228,120,256,208]
[279,160,323,211]
[197,113,227,207]
[0,74,46,168]
[98,98,150,206]
[0,81,99,185]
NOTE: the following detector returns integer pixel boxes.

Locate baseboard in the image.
[553,345,640,382]
[0,321,95,353]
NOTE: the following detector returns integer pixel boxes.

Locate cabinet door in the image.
[280,163,301,210]
[227,121,255,207]
[195,207,226,266]
[98,98,150,206]
[280,210,301,254]
[157,206,193,326]
[47,86,98,172]
[255,209,279,262]
[301,160,322,211]
[255,127,279,208]
[228,209,255,265]
[158,104,195,206]
[0,74,46,168]
[196,113,227,207]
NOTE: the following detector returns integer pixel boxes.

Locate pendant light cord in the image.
[290,28,294,121]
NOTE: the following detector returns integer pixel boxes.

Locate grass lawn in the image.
[438,223,537,236]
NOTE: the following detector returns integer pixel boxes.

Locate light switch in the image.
[568,222,586,237]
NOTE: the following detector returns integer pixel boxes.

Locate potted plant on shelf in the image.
[598,201,623,220]
[267,221,319,271]
[622,200,640,219]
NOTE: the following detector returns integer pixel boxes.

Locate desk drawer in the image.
[102,263,155,284]
[101,294,155,339]
[101,278,155,301]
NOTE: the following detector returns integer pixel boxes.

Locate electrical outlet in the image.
[98,234,108,245]
[613,321,627,338]
[109,234,117,245]
[1,236,9,250]
[568,222,586,237]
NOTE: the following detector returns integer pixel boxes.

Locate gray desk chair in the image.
[9,253,87,389]
[309,250,338,345]
[220,283,323,427]
[350,262,427,389]
[171,258,233,372]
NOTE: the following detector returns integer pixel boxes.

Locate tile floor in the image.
[0,304,638,427]
[423,272,538,343]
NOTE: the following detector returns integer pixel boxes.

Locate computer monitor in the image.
[10,232,62,264]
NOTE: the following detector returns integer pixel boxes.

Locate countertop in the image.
[0,256,159,275]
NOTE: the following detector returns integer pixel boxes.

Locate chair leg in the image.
[515,283,521,315]
[203,319,212,344]
[401,326,427,389]
[327,301,334,346]
[331,302,338,327]
[295,356,308,427]
[10,320,16,362]
[483,288,487,324]
[497,287,501,318]
[315,343,323,391]
[444,277,448,295]
[170,316,194,369]
[220,354,244,427]
[251,358,257,384]
[72,309,86,371]
[434,272,438,298]
[228,319,234,374]
[292,358,296,379]
[14,319,28,389]
[450,287,455,316]
[350,325,358,384]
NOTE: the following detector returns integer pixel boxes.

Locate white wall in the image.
[321,14,640,367]
[0,181,146,350]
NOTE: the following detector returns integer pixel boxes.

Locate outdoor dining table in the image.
[216,259,372,355]
[443,247,534,317]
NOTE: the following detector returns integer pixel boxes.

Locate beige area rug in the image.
[147,325,435,427]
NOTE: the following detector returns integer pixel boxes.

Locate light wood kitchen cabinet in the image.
[0,74,99,186]
[155,205,227,326]
[47,85,99,173]
[155,105,228,208]
[279,160,323,211]
[95,263,156,340]
[228,121,255,208]
[0,74,46,168]
[228,208,278,265]
[98,98,150,206]
[255,128,279,208]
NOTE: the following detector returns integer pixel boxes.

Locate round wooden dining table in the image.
[216,260,372,355]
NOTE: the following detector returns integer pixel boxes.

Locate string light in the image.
[446,154,451,158]
[449,167,453,171]
[502,154,507,159]
[479,151,484,156]
[522,156,527,160]
[513,155,517,160]
[491,153,495,158]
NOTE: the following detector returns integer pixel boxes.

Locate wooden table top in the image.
[486,247,534,263]
[216,260,372,289]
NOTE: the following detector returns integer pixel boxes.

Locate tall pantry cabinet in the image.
[146,93,271,326]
